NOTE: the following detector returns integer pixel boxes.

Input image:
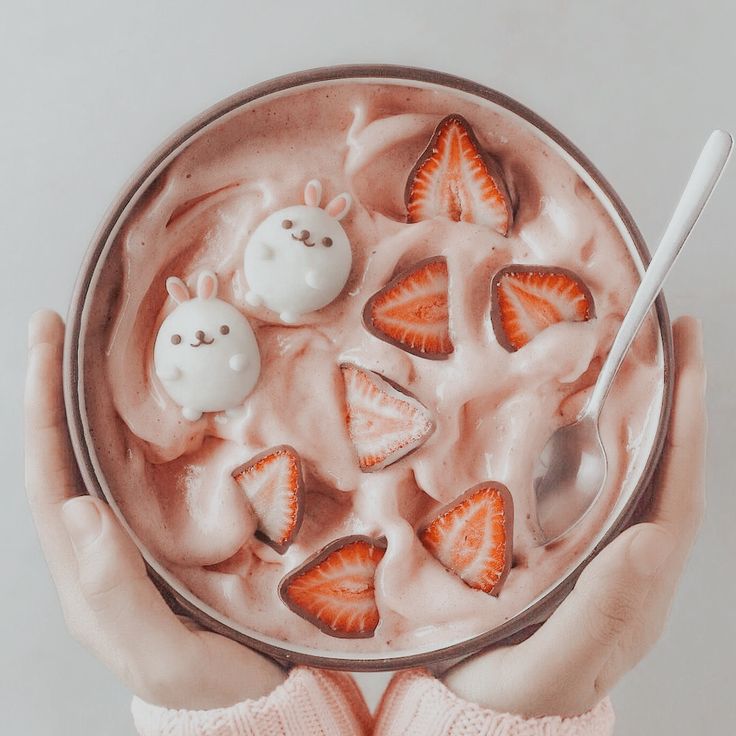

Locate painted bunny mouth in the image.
[190,337,215,348]
[291,233,315,247]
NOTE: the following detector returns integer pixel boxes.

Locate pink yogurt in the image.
[79,76,665,659]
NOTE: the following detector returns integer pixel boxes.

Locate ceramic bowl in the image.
[63,65,673,671]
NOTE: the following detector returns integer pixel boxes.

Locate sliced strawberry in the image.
[232,446,304,554]
[419,483,513,595]
[491,265,595,352]
[363,257,453,360]
[340,363,434,472]
[279,535,387,638]
[405,114,512,235]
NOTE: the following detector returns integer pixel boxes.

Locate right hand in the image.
[442,316,707,718]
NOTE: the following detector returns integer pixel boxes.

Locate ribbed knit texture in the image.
[131,666,371,736]
[132,666,615,735]
[373,669,615,736]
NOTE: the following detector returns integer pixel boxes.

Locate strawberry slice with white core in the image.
[419,482,513,595]
[406,114,512,235]
[363,257,453,359]
[491,265,595,352]
[279,536,386,638]
[232,446,304,554]
[340,363,434,472]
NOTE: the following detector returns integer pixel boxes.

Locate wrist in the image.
[132,667,372,736]
[441,667,600,720]
[377,669,614,736]
[133,649,288,710]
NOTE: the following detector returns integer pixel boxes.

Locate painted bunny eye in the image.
[322,237,333,247]
[220,325,230,335]
[281,219,293,229]
[171,334,182,345]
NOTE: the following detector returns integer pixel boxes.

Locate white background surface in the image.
[2,2,734,733]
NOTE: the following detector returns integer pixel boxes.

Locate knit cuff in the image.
[131,666,372,736]
[374,669,614,736]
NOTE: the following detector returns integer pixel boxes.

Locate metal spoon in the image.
[534,129,732,545]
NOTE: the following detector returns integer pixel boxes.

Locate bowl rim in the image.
[63,63,674,672]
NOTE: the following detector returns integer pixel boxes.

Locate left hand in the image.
[25,310,287,710]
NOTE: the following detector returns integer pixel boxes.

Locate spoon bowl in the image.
[534,415,607,544]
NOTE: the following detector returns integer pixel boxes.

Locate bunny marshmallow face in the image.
[243,180,352,323]
[154,271,261,421]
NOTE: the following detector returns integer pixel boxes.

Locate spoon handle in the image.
[586,129,733,420]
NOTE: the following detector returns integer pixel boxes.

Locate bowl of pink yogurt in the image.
[63,65,673,671]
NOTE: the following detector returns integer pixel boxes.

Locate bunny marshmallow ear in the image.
[304,179,323,208]
[166,277,190,305]
[196,270,218,300]
[325,192,352,221]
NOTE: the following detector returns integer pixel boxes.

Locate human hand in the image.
[24,310,287,710]
[442,316,706,718]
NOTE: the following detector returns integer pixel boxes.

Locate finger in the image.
[24,311,83,592]
[61,496,196,692]
[595,317,709,683]
[25,310,78,506]
[648,316,707,554]
[637,317,707,624]
[515,522,674,707]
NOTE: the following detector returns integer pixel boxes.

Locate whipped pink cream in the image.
[83,80,664,655]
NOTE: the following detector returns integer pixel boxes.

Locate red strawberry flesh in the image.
[232,445,304,554]
[491,265,595,352]
[363,257,453,359]
[279,536,386,638]
[341,363,434,472]
[419,482,513,595]
[406,114,512,235]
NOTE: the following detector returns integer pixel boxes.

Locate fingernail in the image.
[62,498,102,552]
[628,526,674,577]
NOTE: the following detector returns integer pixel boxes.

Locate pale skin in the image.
[24,310,285,710]
[25,309,705,717]
[442,315,707,717]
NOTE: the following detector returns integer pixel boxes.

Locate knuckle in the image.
[641,607,669,652]
[586,589,637,646]
[592,672,611,700]
[690,499,706,533]
[640,625,663,656]
[78,570,130,620]
[79,576,118,607]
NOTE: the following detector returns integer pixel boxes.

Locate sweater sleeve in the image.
[373,669,614,736]
[131,666,372,736]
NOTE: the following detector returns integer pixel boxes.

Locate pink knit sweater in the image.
[374,669,614,735]
[131,667,614,735]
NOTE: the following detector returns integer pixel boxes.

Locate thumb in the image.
[518,523,674,701]
[62,496,194,684]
